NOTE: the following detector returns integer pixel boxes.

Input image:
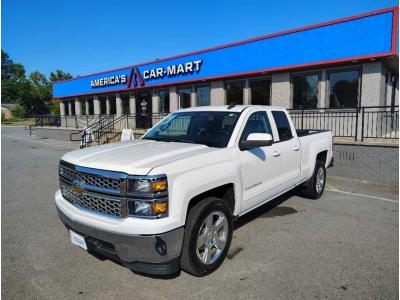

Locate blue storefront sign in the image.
[53,8,397,98]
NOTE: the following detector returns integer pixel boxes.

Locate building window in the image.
[292,74,319,109]
[80,100,85,115]
[250,79,271,105]
[178,87,191,109]
[158,89,170,113]
[329,70,360,108]
[226,81,243,105]
[100,97,107,114]
[109,97,116,114]
[70,100,75,115]
[196,85,210,106]
[122,95,129,114]
[64,101,69,115]
[88,99,94,115]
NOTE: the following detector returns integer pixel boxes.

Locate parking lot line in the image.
[325,188,398,203]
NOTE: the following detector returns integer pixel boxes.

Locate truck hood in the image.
[61,140,216,175]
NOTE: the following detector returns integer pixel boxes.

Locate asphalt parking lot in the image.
[2,127,398,299]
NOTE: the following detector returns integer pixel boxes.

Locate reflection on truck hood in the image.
[61,140,216,175]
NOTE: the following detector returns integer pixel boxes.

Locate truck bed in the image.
[296,129,330,137]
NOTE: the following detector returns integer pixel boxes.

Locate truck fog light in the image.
[127,200,168,218]
[134,201,152,216]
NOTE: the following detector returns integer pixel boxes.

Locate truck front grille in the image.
[60,181,122,217]
[59,161,124,193]
[59,160,127,218]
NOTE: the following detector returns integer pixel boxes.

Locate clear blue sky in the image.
[2,0,398,78]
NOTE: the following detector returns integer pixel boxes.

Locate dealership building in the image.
[53,7,398,129]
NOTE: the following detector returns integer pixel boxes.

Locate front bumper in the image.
[56,207,184,275]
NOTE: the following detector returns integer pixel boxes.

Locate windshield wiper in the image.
[143,137,210,146]
[142,137,159,141]
[163,139,207,145]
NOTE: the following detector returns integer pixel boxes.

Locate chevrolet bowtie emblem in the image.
[72,184,85,194]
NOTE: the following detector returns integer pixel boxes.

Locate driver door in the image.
[238,110,283,213]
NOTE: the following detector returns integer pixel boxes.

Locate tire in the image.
[180,197,233,276]
[301,160,326,199]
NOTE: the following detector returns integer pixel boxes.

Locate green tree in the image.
[49,70,73,114]
[1,50,30,105]
[26,71,52,115]
[2,49,73,116]
[50,69,73,82]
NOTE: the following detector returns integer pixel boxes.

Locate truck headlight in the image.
[127,199,168,218]
[126,175,168,218]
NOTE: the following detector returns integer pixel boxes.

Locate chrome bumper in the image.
[56,207,184,275]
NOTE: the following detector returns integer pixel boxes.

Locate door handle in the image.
[293,145,300,151]
[272,151,281,157]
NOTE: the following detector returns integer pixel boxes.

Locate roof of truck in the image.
[177,105,285,113]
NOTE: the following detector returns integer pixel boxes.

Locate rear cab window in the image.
[271,111,293,141]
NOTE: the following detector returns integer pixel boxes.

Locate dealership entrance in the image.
[136,92,152,128]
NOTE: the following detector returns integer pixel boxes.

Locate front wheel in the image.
[301,160,326,199]
[180,197,233,276]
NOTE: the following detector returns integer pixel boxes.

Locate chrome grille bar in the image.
[59,160,128,218]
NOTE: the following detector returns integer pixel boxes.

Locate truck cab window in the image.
[272,111,293,141]
[241,111,272,140]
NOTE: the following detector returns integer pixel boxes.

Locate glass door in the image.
[136,92,152,128]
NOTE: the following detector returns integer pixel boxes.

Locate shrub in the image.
[11,104,27,118]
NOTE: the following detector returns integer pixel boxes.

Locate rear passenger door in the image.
[270,110,301,190]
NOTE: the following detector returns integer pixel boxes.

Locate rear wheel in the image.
[301,160,326,199]
[180,197,233,276]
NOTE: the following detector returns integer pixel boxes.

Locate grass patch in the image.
[1,117,35,126]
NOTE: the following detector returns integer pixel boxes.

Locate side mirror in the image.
[239,133,273,151]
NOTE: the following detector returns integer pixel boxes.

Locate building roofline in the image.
[53,6,398,85]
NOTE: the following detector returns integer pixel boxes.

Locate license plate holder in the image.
[69,230,87,251]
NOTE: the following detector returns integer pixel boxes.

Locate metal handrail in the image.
[70,114,115,142]
[288,105,399,141]
[78,114,129,148]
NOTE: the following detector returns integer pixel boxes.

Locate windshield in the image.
[142,111,241,148]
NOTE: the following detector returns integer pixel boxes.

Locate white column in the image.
[74,98,81,116]
[152,92,160,126]
[319,70,327,108]
[116,93,123,116]
[169,86,179,112]
[93,96,101,115]
[129,93,136,129]
[271,73,291,108]
[68,100,73,115]
[85,99,90,115]
[59,101,66,116]
[190,86,197,107]
[106,96,111,115]
[152,93,160,113]
[361,61,385,107]
[129,93,136,114]
[243,79,251,105]
[211,81,225,106]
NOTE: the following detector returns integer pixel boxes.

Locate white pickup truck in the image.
[55,105,333,276]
